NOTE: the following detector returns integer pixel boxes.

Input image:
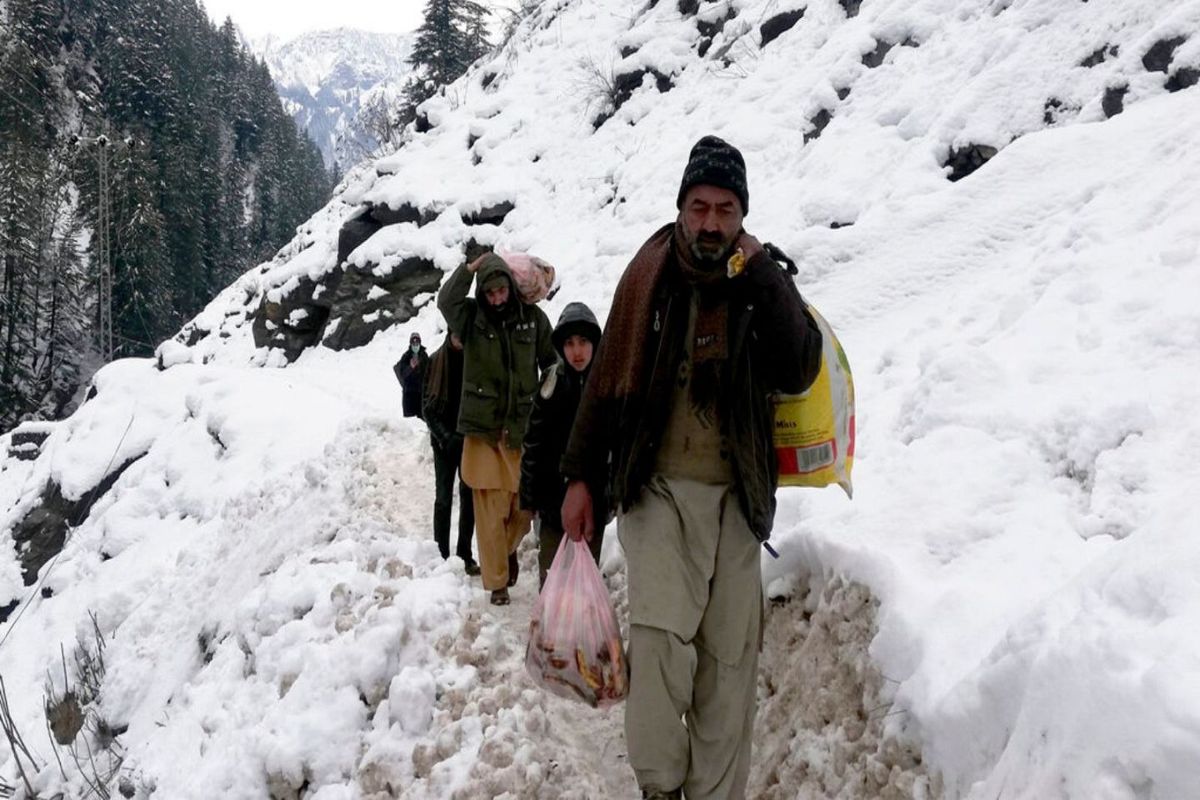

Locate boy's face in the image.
[563,335,594,372]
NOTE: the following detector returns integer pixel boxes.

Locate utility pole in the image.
[76,131,113,361]
[96,132,112,361]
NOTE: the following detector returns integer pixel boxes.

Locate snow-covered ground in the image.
[3,0,1200,797]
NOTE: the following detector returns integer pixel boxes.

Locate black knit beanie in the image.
[675,135,749,214]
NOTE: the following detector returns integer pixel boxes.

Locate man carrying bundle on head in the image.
[438,252,556,606]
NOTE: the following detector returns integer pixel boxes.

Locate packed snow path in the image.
[364,426,936,799]
[367,431,638,799]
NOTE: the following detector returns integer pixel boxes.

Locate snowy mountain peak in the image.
[252,28,416,172]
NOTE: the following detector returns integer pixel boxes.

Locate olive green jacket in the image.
[437,255,555,449]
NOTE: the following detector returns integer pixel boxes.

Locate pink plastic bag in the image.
[525,537,628,708]
[500,252,559,304]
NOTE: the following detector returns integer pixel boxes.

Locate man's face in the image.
[485,282,510,308]
[562,334,594,372]
[680,184,743,265]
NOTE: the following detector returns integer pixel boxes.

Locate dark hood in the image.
[473,253,518,308]
[552,302,602,357]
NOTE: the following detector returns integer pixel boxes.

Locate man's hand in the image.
[561,480,595,542]
[736,231,764,261]
[466,254,489,273]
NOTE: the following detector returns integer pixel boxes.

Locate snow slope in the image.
[4,0,1200,797]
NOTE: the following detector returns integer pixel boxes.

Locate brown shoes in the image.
[641,790,681,800]
[490,588,510,606]
[463,558,481,576]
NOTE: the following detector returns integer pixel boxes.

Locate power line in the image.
[0,82,45,122]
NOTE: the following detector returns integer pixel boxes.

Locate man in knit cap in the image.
[560,135,824,799]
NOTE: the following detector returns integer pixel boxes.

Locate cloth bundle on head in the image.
[675,135,749,214]
[501,252,559,304]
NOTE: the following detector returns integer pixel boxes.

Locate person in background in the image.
[394,332,429,418]
[423,331,480,576]
[520,302,605,590]
[438,253,555,605]
[559,135,823,800]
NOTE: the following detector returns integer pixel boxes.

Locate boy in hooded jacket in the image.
[520,302,606,589]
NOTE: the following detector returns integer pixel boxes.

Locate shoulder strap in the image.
[763,241,799,276]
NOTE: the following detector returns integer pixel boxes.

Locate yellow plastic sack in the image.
[773,303,855,497]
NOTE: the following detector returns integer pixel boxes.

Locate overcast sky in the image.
[202,0,428,40]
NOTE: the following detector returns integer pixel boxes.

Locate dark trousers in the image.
[432,437,475,561]
[537,518,604,590]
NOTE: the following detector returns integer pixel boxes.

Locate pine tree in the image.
[403,0,493,117]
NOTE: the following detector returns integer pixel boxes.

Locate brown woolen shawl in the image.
[586,223,675,401]
[563,220,747,484]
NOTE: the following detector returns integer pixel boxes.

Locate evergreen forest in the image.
[0,0,333,429]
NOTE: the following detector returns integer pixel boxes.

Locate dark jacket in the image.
[395,346,430,417]
[561,241,822,541]
[437,254,555,449]
[422,338,465,448]
[520,303,605,532]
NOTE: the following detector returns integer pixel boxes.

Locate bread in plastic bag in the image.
[525,537,628,708]
[773,302,855,498]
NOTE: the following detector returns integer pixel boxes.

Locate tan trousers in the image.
[472,488,530,591]
[619,475,763,799]
[461,435,530,591]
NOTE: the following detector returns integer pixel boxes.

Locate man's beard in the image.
[483,299,511,319]
[688,231,734,269]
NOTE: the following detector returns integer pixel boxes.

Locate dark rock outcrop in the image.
[862,39,895,68]
[1102,84,1128,118]
[1080,44,1117,68]
[1142,36,1187,73]
[1166,66,1199,93]
[611,67,675,115]
[368,201,436,227]
[697,6,737,58]
[249,198,454,360]
[462,201,515,227]
[804,108,833,143]
[760,8,804,48]
[839,0,863,17]
[7,424,52,461]
[9,453,145,591]
[252,274,333,362]
[944,143,999,182]
[320,255,442,352]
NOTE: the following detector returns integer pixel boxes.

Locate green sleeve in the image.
[437,263,476,336]
[536,310,556,371]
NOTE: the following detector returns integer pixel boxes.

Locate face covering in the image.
[410,342,420,353]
